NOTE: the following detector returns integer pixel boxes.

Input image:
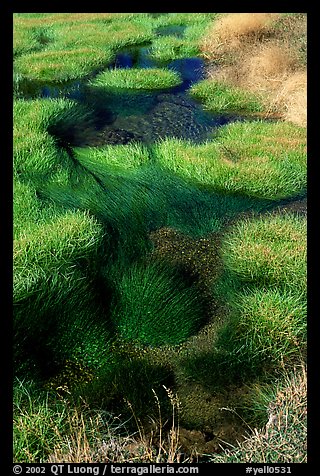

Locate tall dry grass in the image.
[201,13,280,56]
[48,387,184,463]
[201,13,307,126]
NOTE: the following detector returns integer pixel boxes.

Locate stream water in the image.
[20,39,246,147]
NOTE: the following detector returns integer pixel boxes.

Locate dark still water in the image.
[18,44,242,147]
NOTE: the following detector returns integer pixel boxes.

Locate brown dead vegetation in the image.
[201,13,307,127]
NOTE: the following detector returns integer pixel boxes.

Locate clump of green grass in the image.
[39,167,159,273]
[111,261,206,346]
[13,13,114,30]
[213,213,307,373]
[217,287,307,369]
[14,379,68,463]
[14,129,66,182]
[14,98,93,183]
[14,209,104,301]
[14,378,131,464]
[14,265,113,382]
[13,199,110,375]
[153,120,306,200]
[220,213,307,295]
[14,97,93,134]
[14,377,184,464]
[13,14,57,57]
[13,179,68,240]
[89,67,182,90]
[148,14,216,61]
[154,13,216,26]
[149,36,199,61]
[211,365,307,463]
[190,79,266,115]
[13,26,44,57]
[14,48,114,83]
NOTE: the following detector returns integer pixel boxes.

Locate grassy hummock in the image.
[14,209,104,302]
[220,213,307,295]
[211,365,307,463]
[149,36,199,61]
[190,79,266,115]
[153,120,306,200]
[214,213,307,373]
[89,67,182,90]
[14,48,114,83]
[13,98,92,183]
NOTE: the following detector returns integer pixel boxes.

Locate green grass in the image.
[14,97,93,133]
[217,287,306,369]
[133,13,216,62]
[220,213,307,295]
[13,13,154,83]
[13,26,51,57]
[13,204,109,378]
[111,260,206,346]
[14,264,113,381]
[13,98,93,183]
[13,13,115,28]
[13,179,68,240]
[14,378,130,464]
[51,20,152,52]
[14,209,104,299]
[179,212,306,389]
[14,379,68,463]
[190,79,266,115]
[89,67,182,90]
[213,213,307,373]
[153,120,306,200]
[153,13,217,26]
[149,36,200,61]
[14,129,66,182]
[74,143,151,172]
[14,374,178,463]
[14,48,114,83]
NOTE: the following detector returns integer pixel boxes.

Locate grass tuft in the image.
[190,79,265,115]
[89,67,182,90]
[14,48,114,83]
[214,213,307,374]
[111,261,206,346]
[220,213,307,294]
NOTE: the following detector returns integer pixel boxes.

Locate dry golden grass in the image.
[272,71,307,126]
[48,388,186,463]
[201,13,307,127]
[201,13,280,58]
[246,44,298,85]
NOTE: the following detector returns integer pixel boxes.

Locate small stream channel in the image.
[19,33,245,147]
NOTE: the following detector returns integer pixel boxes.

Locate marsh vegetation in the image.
[13,13,307,463]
